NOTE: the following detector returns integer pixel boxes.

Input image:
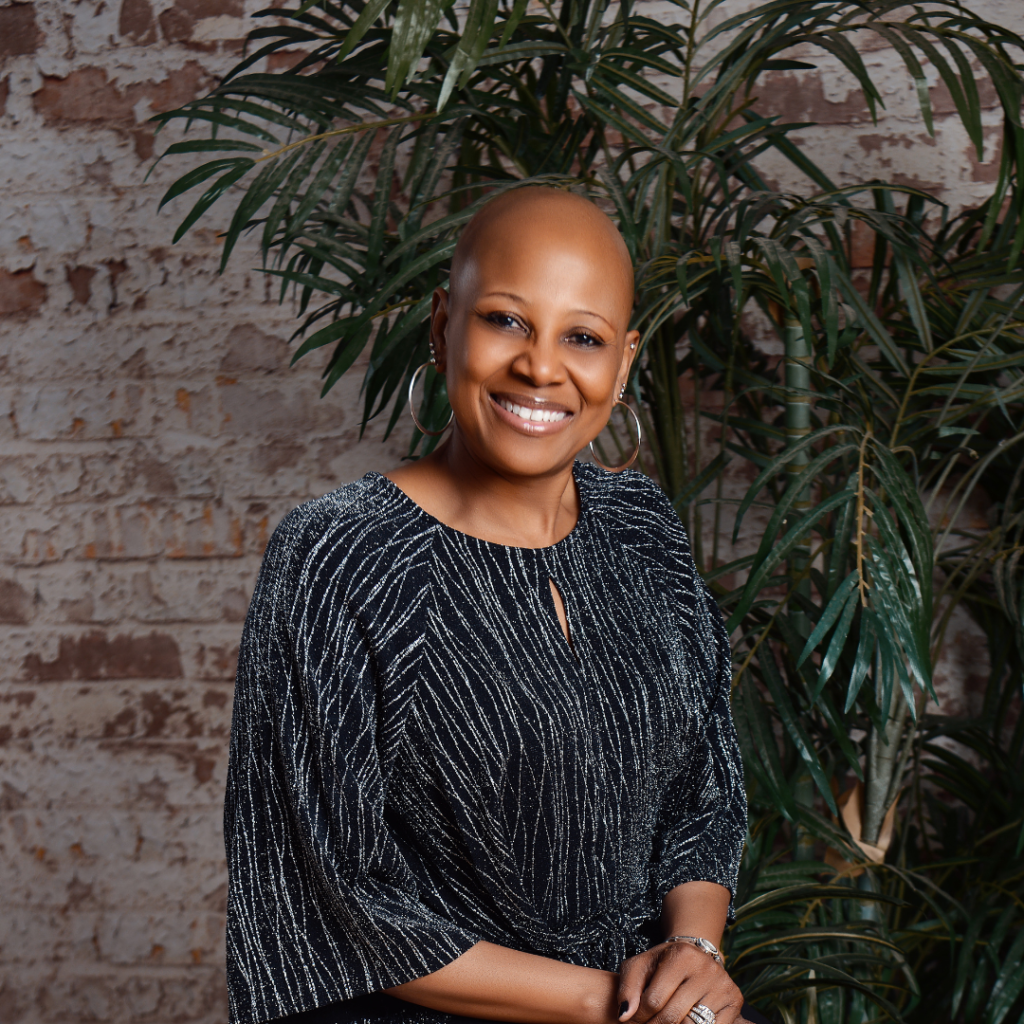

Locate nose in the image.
[509,327,567,387]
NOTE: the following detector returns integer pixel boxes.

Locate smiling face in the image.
[432,188,639,480]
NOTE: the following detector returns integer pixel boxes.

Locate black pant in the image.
[279,992,776,1024]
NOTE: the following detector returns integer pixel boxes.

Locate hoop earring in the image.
[589,400,642,472]
[408,361,454,437]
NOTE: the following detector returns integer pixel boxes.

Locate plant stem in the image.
[647,325,687,503]
[793,771,817,863]
[686,363,699,565]
[784,317,816,859]
[784,318,813,635]
[863,687,909,846]
[712,310,739,572]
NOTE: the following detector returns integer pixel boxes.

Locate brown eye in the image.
[484,312,522,331]
[567,330,604,349]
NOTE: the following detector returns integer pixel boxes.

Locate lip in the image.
[489,392,575,436]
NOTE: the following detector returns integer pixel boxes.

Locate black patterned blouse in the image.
[225,462,746,1024]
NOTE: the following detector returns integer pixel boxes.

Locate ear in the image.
[430,286,451,372]
[617,329,640,395]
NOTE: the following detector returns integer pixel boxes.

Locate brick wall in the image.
[0,2,1019,1021]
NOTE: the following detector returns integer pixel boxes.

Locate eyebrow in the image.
[480,291,615,330]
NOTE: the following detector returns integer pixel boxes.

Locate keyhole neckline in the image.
[547,577,575,652]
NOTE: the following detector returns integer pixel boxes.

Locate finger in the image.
[680,969,744,1024]
[641,957,743,1024]
[617,951,661,1021]
[676,978,745,1024]
[630,945,721,1024]
[644,979,708,1024]
[630,950,709,1024]
[706,990,745,1024]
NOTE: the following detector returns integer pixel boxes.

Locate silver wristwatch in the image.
[664,935,724,965]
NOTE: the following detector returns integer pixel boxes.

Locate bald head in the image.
[426,185,642,477]
[449,187,634,318]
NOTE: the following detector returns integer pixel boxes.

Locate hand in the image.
[616,941,744,1024]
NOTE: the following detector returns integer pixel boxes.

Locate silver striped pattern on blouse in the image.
[225,462,746,1023]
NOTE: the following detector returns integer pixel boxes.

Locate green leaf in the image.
[150,106,282,144]
[742,447,858,579]
[937,32,985,158]
[593,62,679,110]
[871,22,933,134]
[732,425,856,541]
[870,443,934,593]
[161,139,264,156]
[261,267,356,300]
[366,128,401,275]
[817,687,864,780]
[169,160,255,243]
[734,883,903,923]
[574,89,653,150]
[733,670,797,822]
[672,451,730,509]
[754,237,814,341]
[498,0,530,47]
[732,925,904,960]
[291,315,353,363]
[589,77,669,136]
[438,0,499,112]
[809,30,884,123]
[756,646,837,816]
[387,0,446,97]
[602,48,683,80]
[738,955,903,1015]
[952,910,987,1016]
[287,136,357,240]
[815,588,860,696]
[836,270,911,377]
[329,126,378,220]
[802,235,839,362]
[797,570,859,667]
[373,237,459,307]
[335,0,391,63]
[220,148,304,271]
[892,250,934,353]
[158,158,251,208]
[988,921,1024,1024]
[361,294,434,427]
[320,319,373,396]
[475,40,566,68]
[728,488,856,632]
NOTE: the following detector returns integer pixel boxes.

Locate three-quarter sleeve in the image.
[224,504,479,1024]
[641,480,747,919]
[649,601,747,915]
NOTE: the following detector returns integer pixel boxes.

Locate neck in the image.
[399,430,580,549]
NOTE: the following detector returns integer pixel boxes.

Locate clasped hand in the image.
[616,942,744,1024]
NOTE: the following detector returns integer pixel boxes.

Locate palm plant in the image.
[895,696,1024,1022]
[153,1,1024,1018]
[717,191,1024,1020]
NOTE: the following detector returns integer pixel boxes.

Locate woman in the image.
[224,187,762,1024]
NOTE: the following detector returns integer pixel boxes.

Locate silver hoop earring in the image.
[589,400,642,472]
[408,361,454,437]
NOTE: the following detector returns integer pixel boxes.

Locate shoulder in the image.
[578,461,717,609]
[579,465,730,670]
[577,462,688,550]
[270,473,394,548]
[260,473,436,600]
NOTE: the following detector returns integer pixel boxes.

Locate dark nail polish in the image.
[620,1001,629,1017]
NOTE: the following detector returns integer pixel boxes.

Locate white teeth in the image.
[497,398,568,424]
